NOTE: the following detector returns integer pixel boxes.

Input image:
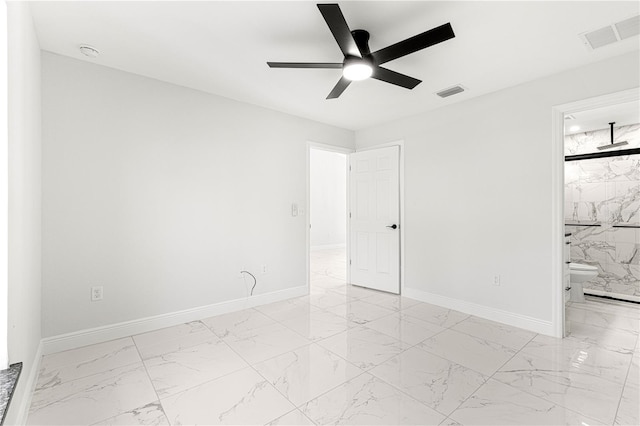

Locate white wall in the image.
[6,2,42,423]
[41,53,354,338]
[355,51,640,332]
[310,149,347,249]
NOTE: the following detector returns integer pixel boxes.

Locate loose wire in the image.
[240,271,257,296]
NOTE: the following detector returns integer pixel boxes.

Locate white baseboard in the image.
[41,286,308,355]
[10,340,42,426]
[403,288,555,336]
[310,244,346,251]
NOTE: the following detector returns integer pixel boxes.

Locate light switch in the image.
[291,203,298,217]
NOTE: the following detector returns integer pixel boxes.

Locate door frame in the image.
[351,140,405,295]
[550,87,639,337]
[306,141,354,292]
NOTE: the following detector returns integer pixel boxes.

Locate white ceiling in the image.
[30,1,640,131]
[565,101,640,135]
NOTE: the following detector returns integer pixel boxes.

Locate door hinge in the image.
[349,165,352,171]
[349,259,352,265]
[349,212,351,218]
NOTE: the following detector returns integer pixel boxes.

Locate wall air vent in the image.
[580,15,640,50]
[436,85,465,98]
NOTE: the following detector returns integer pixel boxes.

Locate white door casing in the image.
[349,146,400,294]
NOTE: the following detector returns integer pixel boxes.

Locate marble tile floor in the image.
[26,250,639,425]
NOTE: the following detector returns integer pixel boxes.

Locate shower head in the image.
[597,122,628,150]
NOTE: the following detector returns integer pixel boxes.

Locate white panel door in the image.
[349,146,400,294]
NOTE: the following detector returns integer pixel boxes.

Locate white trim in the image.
[41,286,307,355]
[12,341,42,426]
[355,140,405,296]
[310,243,346,251]
[404,288,554,335]
[550,87,640,338]
[306,141,354,292]
[0,0,8,370]
[585,289,640,303]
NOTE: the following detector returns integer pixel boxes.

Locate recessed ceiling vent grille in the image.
[580,15,640,50]
[436,85,465,98]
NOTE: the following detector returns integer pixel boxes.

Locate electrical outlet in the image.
[91,286,103,301]
[261,265,268,274]
[493,275,501,286]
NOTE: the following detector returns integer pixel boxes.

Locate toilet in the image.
[569,262,598,303]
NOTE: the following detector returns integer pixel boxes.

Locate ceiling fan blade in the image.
[327,76,351,99]
[371,66,421,89]
[267,62,343,69]
[317,4,362,58]
[371,23,455,65]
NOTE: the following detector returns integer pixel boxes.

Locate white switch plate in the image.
[493,275,501,286]
[291,203,298,217]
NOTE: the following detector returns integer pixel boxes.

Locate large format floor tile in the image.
[143,337,248,398]
[451,316,537,350]
[133,321,216,360]
[402,303,469,328]
[35,338,141,391]
[221,322,310,364]
[300,373,446,425]
[494,350,624,424]
[28,362,158,425]
[419,329,517,376]
[254,343,363,406]
[278,309,352,341]
[449,379,602,425]
[369,346,487,416]
[363,312,445,345]
[161,367,295,425]
[318,326,409,370]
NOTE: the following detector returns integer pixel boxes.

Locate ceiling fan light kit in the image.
[267,3,456,99]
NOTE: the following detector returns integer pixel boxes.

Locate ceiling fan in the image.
[267,3,455,99]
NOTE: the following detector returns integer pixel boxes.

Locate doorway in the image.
[551,88,640,337]
[308,146,349,293]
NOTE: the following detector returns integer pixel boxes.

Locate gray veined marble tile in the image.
[201,308,278,338]
[278,309,353,341]
[317,326,409,370]
[566,306,640,334]
[363,312,446,345]
[133,321,217,360]
[325,299,395,325]
[450,378,602,426]
[301,291,352,309]
[143,337,248,398]
[255,297,321,322]
[451,316,537,350]
[358,292,422,312]
[27,362,157,426]
[567,321,638,354]
[369,346,487,416]
[419,329,516,376]
[36,337,141,391]
[222,322,310,365]
[521,334,633,384]
[265,409,315,425]
[401,303,469,328]
[254,343,363,406]
[160,367,295,425]
[301,373,446,425]
[615,381,639,426]
[494,351,624,424]
[91,401,169,425]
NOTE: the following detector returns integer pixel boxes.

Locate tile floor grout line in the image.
[445,332,539,421]
[129,333,171,425]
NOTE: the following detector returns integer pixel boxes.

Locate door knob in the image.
[386,224,398,230]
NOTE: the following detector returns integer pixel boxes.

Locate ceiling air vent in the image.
[580,15,640,50]
[615,15,640,40]
[436,85,465,98]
